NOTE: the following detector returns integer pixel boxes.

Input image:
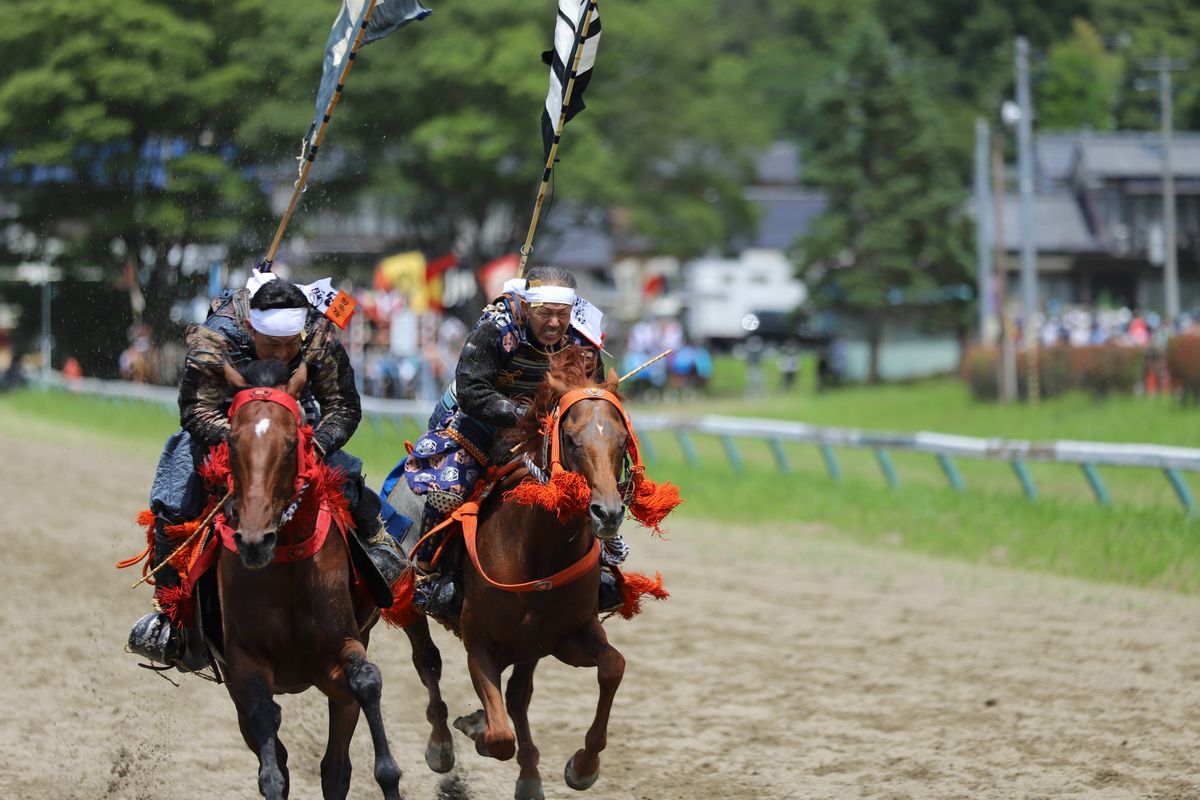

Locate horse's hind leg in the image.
[553,618,625,791]
[229,675,289,800]
[506,662,544,800]
[404,616,454,773]
[343,650,403,800]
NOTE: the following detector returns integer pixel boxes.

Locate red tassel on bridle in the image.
[626,466,681,535]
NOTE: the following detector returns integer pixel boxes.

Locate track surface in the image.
[1,422,1198,799]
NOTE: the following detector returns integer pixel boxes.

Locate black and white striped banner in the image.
[540,0,601,163]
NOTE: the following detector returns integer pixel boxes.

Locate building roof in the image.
[741,186,826,251]
[1035,131,1200,182]
[754,141,801,185]
[999,191,1098,254]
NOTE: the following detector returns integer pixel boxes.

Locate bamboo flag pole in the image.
[619,349,671,383]
[262,0,382,270]
[516,1,598,279]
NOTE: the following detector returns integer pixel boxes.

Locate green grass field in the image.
[3,379,1198,593]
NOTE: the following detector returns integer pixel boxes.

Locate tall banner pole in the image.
[262,0,381,270]
[517,1,597,279]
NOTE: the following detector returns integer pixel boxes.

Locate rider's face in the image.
[525,302,572,346]
[249,328,303,364]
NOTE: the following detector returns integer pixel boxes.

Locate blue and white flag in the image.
[541,0,601,165]
[302,0,432,157]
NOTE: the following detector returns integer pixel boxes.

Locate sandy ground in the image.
[1,420,1199,800]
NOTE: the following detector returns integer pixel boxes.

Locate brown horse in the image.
[394,353,635,800]
[218,359,402,800]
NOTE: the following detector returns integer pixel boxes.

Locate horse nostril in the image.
[260,532,277,551]
[589,503,605,521]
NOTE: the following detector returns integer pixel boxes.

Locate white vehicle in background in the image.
[683,249,808,347]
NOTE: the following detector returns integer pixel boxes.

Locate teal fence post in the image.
[719,435,744,474]
[675,431,700,468]
[818,444,842,483]
[1011,460,1037,501]
[936,454,965,493]
[366,414,384,435]
[767,439,791,474]
[1163,468,1196,516]
[1080,463,1110,506]
[874,448,899,488]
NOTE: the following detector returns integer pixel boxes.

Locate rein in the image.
[469,387,632,594]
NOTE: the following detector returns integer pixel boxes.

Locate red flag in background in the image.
[478,254,520,300]
[425,253,458,312]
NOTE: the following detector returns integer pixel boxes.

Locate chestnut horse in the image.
[218,359,402,800]
[390,353,631,800]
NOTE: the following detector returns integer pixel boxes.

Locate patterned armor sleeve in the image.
[454,320,522,428]
[301,318,361,456]
[178,323,238,447]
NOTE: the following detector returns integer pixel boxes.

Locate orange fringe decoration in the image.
[157,584,194,627]
[628,470,682,535]
[503,470,591,523]
[380,568,421,628]
[615,570,669,620]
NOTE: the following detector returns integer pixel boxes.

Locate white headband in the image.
[249,308,307,337]
[524,284,576,306]
[503,277,577,306]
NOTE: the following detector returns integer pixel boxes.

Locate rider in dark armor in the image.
[127,274,406,670]
[393,265,625,618]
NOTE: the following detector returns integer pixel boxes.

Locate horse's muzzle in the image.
[588,502,625,539]
[234,529,278,569]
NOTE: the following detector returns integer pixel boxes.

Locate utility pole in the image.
[1015,36,1039,403]
[974,117,996,344]
[1142,56,1187,323]
[992,136,1017,403]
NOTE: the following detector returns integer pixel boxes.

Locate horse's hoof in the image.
[453,709,486,741]
[425,739,455,773]
[564,753,599,791]
[515,777,545,800]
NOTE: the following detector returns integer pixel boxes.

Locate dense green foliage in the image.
[3,381,1198,592]
[4,0,1200,349]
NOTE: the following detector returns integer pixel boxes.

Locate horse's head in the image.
[222,359,309,569]
[519,350,629,540]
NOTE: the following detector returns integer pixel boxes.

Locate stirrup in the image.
[598,569,622,613]
[128,612,209,673]
[415,571,461,618]
[366,541,407,586]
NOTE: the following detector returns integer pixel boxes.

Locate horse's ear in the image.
[604,366,619,392]
[223,360,248,389]
[285,361,308,399]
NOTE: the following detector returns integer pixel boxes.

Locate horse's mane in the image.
[511,347,619,454]
[239,359,292,389]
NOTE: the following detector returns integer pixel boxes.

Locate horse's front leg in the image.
[455,640,516,760]
[506,661,543,800]
[227,667,289,800]
[404,615,454,772]
[320,695,359,800]
[338,646,403,800]
[553,618,625,791]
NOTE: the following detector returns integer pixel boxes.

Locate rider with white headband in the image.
[128,270,405,671]
[390,265,618,619]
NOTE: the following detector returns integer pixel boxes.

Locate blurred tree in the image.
[1038,18,1122,130]
[794,17,973,383]
[0,0,268,340]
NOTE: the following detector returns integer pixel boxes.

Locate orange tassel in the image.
[381,568,422,628]
[503,470,591,523]
[616,570,669,619]
[628,472,682,535]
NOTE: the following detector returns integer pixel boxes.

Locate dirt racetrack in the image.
[1,418,1198,800]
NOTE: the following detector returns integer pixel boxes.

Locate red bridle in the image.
[227,386,314,502]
